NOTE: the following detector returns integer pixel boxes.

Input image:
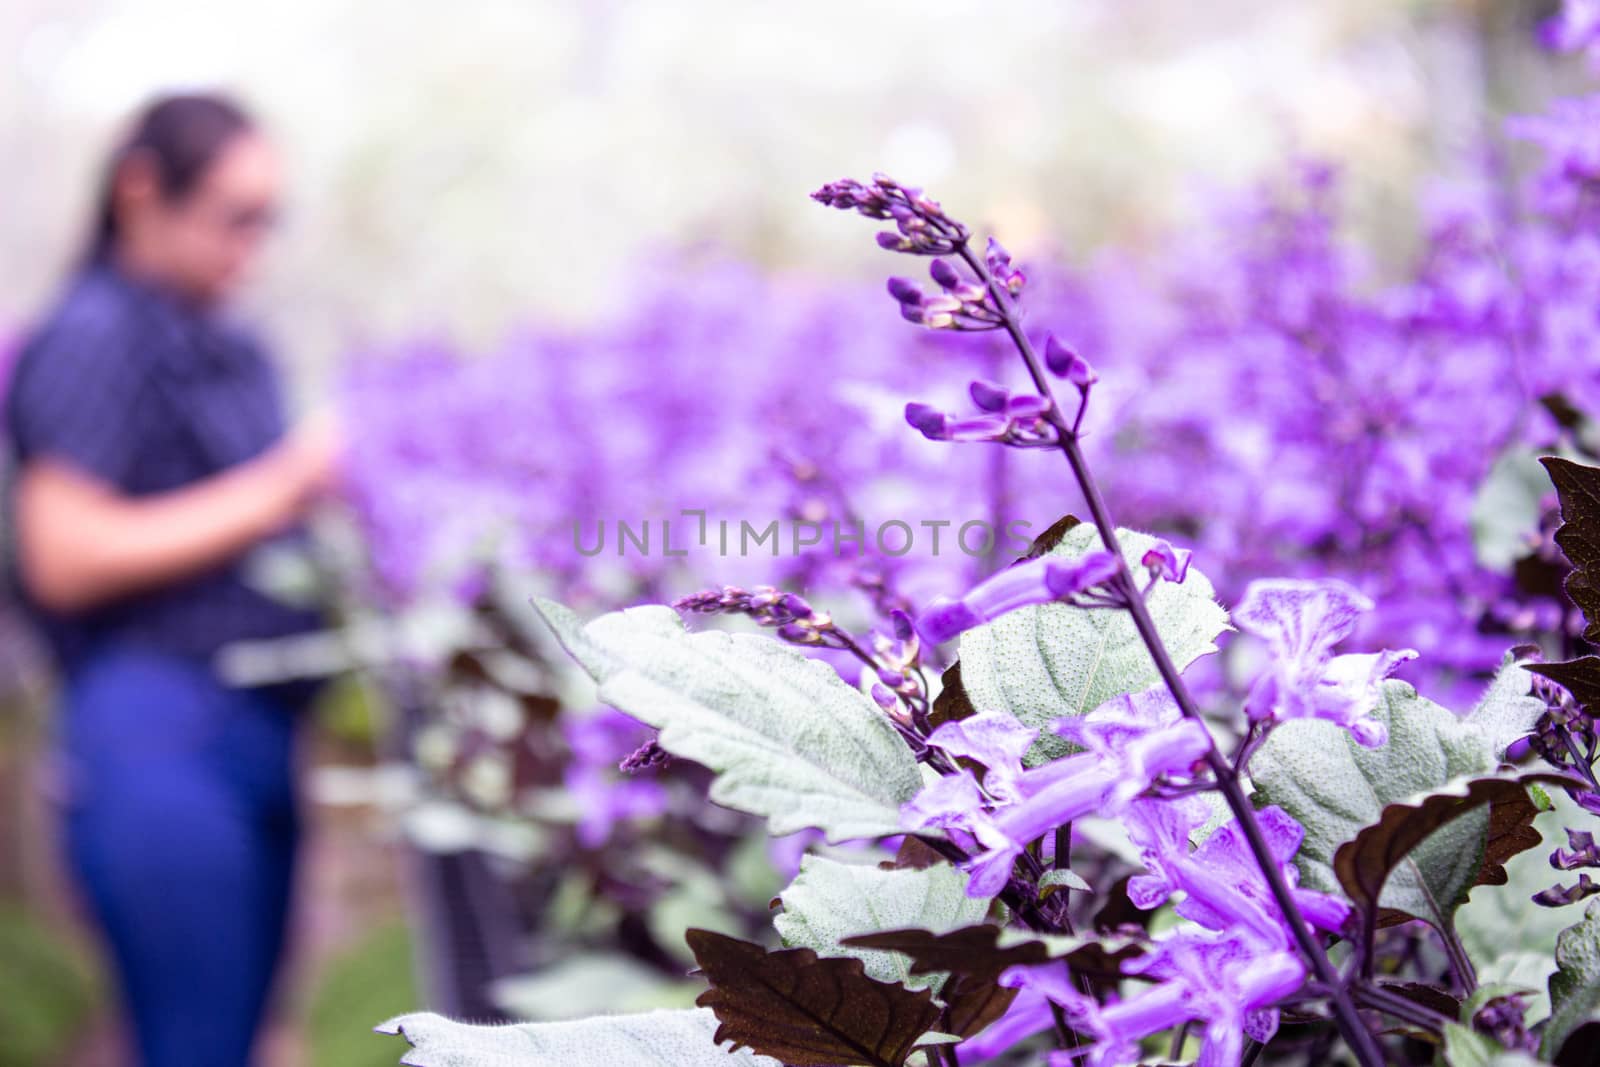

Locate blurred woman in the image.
[4,94,335,1066]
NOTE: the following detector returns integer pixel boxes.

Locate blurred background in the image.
[0,1,1584,1064]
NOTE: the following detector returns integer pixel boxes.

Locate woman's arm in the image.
[14,417,338,614]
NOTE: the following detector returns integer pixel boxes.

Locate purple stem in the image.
[950,237,1386,1067]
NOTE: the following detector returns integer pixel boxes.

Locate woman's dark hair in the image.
[86,92,255,262]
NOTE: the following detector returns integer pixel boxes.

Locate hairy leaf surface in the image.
[377,1009,779,1067]
[956,524,1229,763]
[1252,680,1498,930]
[533,598,922,841]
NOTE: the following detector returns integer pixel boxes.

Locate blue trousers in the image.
[57,647,302,1067]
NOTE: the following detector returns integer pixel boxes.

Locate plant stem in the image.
[956,241,1387,1067]
[1439,922,1479,995]
[1352,982,1454,1033]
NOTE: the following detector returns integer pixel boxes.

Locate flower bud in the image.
[929,258,962,290]
[969,379,1010,412]
[905,402,949,440]
[887,276,923,305]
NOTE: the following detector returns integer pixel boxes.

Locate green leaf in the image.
[492,954,700,1020]
[689,929,941,1067]
[1543,899,1600,1059]
[1458,791,1593,1022]
[954,524,1229,763]
[1468,654,1549,763]
[1332,771,1576,942]
[1441,1023,1545,1067]
[1038,868,1091,893]
[532,598,922,841]
[1540,456,1600,642]
[1250,680,1497,930]
[377,1008,780,1066]
[773,856,991,990]
[1472,448,1550,573]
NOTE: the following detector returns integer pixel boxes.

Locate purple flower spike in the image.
[916,551,1120,644]
[985,236,1026,294]
[1044,333,1098,387]
[969,378,1010,412]
[1234,578,1416,746]
[1141,540,1193,584]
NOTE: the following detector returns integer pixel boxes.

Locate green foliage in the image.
[1441,1023,1543,1067]
[1458,792,1592,1022]
[308,923,419,1067]
[1251,680,1498,931]
[533,598,923,841]
[1467,654,1551,763]
[954,524,1229,762]
[0,903,98,1067]
[1332,771,1573,944]
[1542,899,1600,1059]
[773,856,991,990]
[379,1008,779,1067]
[1471,447,1551,574]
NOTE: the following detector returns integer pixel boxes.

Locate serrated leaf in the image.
[1528,656,1600,722]
[1543,899,1600,1059]
[1468,654,1549,762]
[773,856,992,990]
[955,524,1229,763]
[1333,771,1577,943]
[841,924,1144,984]
[1251,680,1498,930]
[1541,456,1600,642]
[376,1008,780,1067]
[688,929,940,1067]
[532,598,922,841]
[1458,791,1592,1022]
[934,970,1019,1040]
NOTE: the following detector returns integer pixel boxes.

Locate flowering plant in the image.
[374,161,1600,1067]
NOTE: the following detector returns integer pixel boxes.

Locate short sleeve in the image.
[7,303,147,488]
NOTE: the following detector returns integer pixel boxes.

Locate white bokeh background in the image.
[0,0,1574,388]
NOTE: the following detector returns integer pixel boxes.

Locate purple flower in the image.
[905,691,1210,897]
[1011,930,1305,1067]
[1124,798,1350,945]
[1233,579,1416,746]
[1140,539,1192,584]
[564,763,668,849]
[1542,0,1600,62]
[924,711,1038,802]
[985,237,1026,295]
[916,551,1121,644]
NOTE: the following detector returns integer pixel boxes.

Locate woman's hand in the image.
[264,410,343,516]
[15,413,344,615]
